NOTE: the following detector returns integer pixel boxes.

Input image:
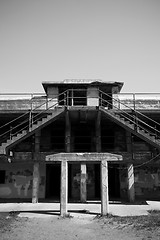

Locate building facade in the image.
[0,79,160,204]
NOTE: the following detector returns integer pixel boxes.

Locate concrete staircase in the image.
[0,107,65,154]
[100,106,160,150]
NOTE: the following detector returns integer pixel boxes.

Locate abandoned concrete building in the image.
[0,79,160,215]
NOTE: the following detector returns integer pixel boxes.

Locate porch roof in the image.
[45,152,123,162]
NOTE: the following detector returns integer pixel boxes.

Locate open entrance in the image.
[108,164,120,199]
[94,163,120,200]
[46,164,61,200]
[46,163,72,201]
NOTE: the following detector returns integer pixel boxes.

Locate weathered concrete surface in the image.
[0,201,157,217]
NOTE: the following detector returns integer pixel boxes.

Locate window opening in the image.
[0,170,6,184]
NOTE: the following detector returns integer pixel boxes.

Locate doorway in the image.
[46,164,61,200]
[94,163,120,200]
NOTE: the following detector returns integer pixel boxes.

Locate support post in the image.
[126,131,132,153]
[65,110,71,153]
[32,131,41,203]
[127,164,135,202]
[96,110,101,152]
[80,163,87,202]
[60,160,68,217]
[32,162,40,203]
[101,160,109,215]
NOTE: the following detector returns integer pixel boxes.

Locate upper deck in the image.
[0,80,160,111]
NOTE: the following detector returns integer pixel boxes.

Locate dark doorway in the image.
[108,164,120,199]
[95,164,101,199]
[94,163,120,200]
[46,164,61,200]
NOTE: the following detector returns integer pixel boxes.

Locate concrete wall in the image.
[134,167,160,199]
[46,87,59,108]
[87,87,99,106]
[0,98,47,111]
[0,163,45,199]
[113,93,160,110]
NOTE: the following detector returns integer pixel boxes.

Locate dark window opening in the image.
[58,88,87,106]
[73,124,93,152]
[0,170,6,184]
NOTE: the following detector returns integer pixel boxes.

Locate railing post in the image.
[10,126,12,140]
[66,90,69,106]
[29,110,32,132]
[29,96,33,132]
[155,125,157,138]
[46,96,48,110]
[71,89,74,106]
[133,94,136,111]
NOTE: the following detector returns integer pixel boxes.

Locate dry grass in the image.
[95,210,160,236]
[0,211,19,233]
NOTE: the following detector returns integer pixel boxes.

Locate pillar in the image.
[101,160,109,215]
[65,110,71,153]
[32,162,40,203]
[126,131,132,153]
[60,160,68,217]
[80,163,87,202]
[32,131,40,203]
[127,163,135,202]
[96,110,101,152]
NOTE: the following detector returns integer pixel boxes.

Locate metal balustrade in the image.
[0,89,160,151]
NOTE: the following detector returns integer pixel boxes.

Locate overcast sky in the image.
[0,0,160,93]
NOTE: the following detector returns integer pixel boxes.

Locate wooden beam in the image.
[101,160,109,215]
[80,163,87,202]
[127,163,135,202]
[60,160,68,217]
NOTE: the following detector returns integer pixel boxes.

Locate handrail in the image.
[99,90,160,138]
[0,89,69,141]
[1,88,160,147]
[99,90,160,127]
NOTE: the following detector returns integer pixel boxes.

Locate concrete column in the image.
[126,131,132,153]
[101,160,109,215]
[127,164,135,202]
[32,131,40,203]
[65,110,71,153]
[32,162,40,203]
[96,110,101,152]
[60,160,68,217]
[80,163,87,202]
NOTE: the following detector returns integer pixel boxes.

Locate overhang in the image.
[42,79,124,93]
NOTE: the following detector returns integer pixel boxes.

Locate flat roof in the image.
[42,79,124,92]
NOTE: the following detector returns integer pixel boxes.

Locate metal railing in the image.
[113,93,160,110]
[1,88,160,146]
[99,90,160,140]
[0,90,68,144]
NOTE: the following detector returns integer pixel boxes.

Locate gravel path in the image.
[1,213,143,240]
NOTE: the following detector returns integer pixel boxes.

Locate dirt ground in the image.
[1,211,160,240]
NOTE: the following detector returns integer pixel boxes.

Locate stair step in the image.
[32,124,38,130]
[37,121,42,125]
[2,142,8,147]
[41,118,47,124]
[6,139,12,144]
[0,148,5,154]
[22,130,27,135]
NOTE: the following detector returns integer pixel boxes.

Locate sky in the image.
[0,0,160,93]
